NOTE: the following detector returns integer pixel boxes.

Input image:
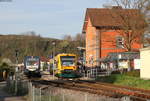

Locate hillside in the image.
[0,34,84,63]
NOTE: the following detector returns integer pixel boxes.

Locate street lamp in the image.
[52,41,56,80]
[15,49,19,95]
[77,47,85,65]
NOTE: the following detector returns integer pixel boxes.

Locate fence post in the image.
[90,69,92,78]
[87,70,88,78]
[87,70,89,78]
[62,93,65,101]
[32,86,35,101]
[29,82,32,101]
[89,70,91,78]
[121,96,130,101]
[85,93,87,101]
[83,71,85,78]
[96,68,98,78]
[49,89,51,101]
[39,88,41,101]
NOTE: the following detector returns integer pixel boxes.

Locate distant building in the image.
[82,6,143,67]
[104,52,140,70]
[40,57,50,71]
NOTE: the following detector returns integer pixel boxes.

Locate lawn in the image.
[96,71,150,90]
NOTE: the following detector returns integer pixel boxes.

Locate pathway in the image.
[0,81,27,101]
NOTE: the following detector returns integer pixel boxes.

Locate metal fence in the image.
[6,79,28,95]
[82,68,111,79]
[28,82,120,101]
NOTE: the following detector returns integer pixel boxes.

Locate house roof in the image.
[104,52,140,62]
[40,57,49,62]
[82,6,145,33]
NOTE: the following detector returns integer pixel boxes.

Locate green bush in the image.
[111,70,121,74]
[96,74,150,90]
[123,70,140,77]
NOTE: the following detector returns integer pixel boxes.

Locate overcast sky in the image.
[0,0,112,39]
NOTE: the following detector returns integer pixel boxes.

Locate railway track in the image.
[31,79,150,101]
[74,80,150,101]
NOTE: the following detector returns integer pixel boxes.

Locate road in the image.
[0,81,27,101]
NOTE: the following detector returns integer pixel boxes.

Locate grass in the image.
[96,72,150,90]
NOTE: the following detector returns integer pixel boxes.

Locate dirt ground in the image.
[0,81,27,101]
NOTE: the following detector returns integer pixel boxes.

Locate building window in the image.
[116,36,124,48]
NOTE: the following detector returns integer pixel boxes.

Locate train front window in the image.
[61,56,75,66]
[26,59,39,66]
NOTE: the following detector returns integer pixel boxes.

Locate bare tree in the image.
[113,0,148,9]
[110,0,149,51]
[63,35,73,41]
[74,33,84,41]
[144,2,150,45]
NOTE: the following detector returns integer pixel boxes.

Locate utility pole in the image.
[52,41,56,80]
[15,49,19,95]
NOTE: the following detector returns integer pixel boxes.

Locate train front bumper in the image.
[55,70,82,78]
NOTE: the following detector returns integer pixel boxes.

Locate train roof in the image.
[25,56,40,59]
[56,53,76,57]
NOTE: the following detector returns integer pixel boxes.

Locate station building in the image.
[82,6,145,67]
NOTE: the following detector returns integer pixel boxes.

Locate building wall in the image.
[85,18,97,67]
[86,24,141,67]
[101,30,125,57]
[140,47,150,79]
[101,30,141,58]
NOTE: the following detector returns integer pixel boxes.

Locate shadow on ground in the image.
[0,81,27,101]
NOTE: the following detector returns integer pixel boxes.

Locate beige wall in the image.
[140,47,150,79]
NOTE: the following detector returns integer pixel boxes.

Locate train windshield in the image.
[26,58,39,66]
[60,56,75,66]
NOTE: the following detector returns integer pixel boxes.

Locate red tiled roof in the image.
[82,7,145,33]
[40,57,49,62]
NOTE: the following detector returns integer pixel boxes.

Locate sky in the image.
[0,0,112,39]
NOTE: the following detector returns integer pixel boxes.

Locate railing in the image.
[81,68,112,79]
[6,79,28,96]
[28,82,120,101]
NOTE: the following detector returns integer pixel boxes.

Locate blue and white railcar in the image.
[24,56,41,77]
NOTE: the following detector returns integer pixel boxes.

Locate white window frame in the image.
[116,36,124,48]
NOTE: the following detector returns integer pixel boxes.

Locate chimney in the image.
[112,6,122,9]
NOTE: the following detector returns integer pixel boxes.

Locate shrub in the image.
[123,70,140,77]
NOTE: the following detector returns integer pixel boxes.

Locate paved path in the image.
[0,81,27,101]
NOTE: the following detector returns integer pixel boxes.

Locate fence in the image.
[82,68,111,79]
[6,80,28,95]
[6,79,28,95]
[28,82,120,101]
